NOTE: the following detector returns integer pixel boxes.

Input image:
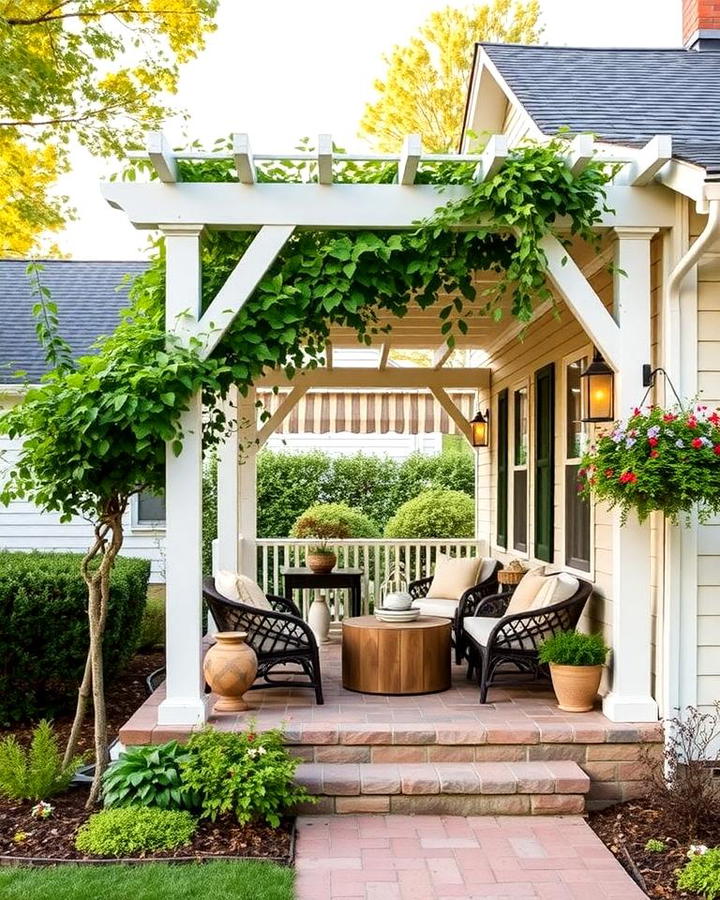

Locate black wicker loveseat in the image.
[460,576,593,702]
[202,577,324,704]
[408,558,502,663]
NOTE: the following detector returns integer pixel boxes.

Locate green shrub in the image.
[180,725,313,827]
[0,551,150,724]
[138,587,165,651]
[102,741,199,811]
[257,449,330,538]
[677,848,720,899]
[0,720,83,801]
[320,454,401,526]
[384,488,475,538]
[75,807,196,857]
[396,450,474,507]
[538,631,609,667]
[291,503,380,541]
[202,452,217,577]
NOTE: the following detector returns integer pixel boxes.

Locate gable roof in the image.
[0,259,148,384]
[479,44,720,173]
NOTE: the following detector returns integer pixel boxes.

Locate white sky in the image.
[57,0,682,260]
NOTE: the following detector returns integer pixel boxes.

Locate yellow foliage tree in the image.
[359,0,542,153]
[0,1,218,257]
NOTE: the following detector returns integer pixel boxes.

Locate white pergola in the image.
[102,131,681,728]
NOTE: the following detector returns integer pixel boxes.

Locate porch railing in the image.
[254,537,489,621]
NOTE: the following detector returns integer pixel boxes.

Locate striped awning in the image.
[257,390,477,435]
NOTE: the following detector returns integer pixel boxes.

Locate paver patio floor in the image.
[294,814,645,900]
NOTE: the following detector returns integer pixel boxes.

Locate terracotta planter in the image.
[203,631,258,713]
[549,663,603,713]
[307,551,336,574]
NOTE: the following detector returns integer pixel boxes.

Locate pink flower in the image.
[663,413,677,422]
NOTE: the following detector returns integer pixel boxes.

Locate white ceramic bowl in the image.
[383,591,413,611]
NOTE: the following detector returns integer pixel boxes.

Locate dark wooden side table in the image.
[281,567,363,618]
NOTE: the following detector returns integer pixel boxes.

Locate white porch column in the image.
[603,227,659,723]
[158,224,207,727]
[216,386,240,573]
[237,390,258,578]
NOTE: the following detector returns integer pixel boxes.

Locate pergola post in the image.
[602,227,659,723]
[158,225,207,727]
[216,386,240,573]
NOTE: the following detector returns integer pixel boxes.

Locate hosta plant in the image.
[580,403,720,524]
[102,741,199,811]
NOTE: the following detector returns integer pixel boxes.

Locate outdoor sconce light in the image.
[470,409,490,447]
[580,350,615,423]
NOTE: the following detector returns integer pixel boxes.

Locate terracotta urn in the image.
[549,663,602,713]
[307,550,336,574]
[203,631,258,713]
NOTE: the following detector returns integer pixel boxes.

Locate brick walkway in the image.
[294,815,646,899]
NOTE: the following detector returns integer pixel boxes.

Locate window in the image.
[534,364,555,563]
[136,491,166,526]
[496,389,509,548]
[565,356,591,571]
[512,387,528,552]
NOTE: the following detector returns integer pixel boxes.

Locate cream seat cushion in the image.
[412,597,460,619]
[214,570,272,611]
[505,566,548,615]
[462,616,499,646]
[426,553,482,601]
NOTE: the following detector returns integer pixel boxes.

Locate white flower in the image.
[257,746,267,756]
[247,748,258,759]
[30,801,53,819]
[688,844,709,858]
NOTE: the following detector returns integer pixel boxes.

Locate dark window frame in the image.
[496,389,509,549]
[564,355,591,572]
[534,363,555,563]
[512,386,528,553]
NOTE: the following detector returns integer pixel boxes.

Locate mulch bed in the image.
[589,799,720,898]
[0,651,294,866]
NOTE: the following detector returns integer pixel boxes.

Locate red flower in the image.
[714,445,720,456]
[650,449,659,459]
[709,412,720,426]
[619,471,637,484]
[604,468,614,477]
[691,438,703,449]
[247,733,256,742]
[688,416,698,429]
[648,437,658,447]
[663,413,677,423]
[633,407,641,416]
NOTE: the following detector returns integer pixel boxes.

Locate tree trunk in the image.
[62,498,126,809]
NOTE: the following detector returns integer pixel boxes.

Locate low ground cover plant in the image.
[102,741,199,811]
[538,631,608,667]
[677,847,720,899]
[75,807,196,857]
[0,720,82,801]
[180,725,312,827]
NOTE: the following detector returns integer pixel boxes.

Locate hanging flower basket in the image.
[579,403,720,524]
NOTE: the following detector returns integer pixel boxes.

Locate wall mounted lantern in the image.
[580,350,615,423]
[470,409,490,447]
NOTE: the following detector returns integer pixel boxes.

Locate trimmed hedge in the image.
[290,503,381,540]
[384,489,475,539]
[0,551,150,725]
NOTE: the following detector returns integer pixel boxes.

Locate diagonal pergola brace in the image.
[433,341,454,368]
[429,386,473,444]
[193,224,294,359]
[257,385,308,447]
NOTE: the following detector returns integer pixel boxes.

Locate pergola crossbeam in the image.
[147,131,177,183]
[256,367,491,390]
[398,134,422,185]
[233,133,256,184]
[474,135,508,183]
[621,135,672,186]
[317,134,333,184]
[430,387,472,444]
[566,134,595,175]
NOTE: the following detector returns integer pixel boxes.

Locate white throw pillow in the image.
[505,566,548,615]
[478,557,497,583]
[529,572,579,611]
[214,571,272,611]
[426,553,482,601]
[214,569,240,602]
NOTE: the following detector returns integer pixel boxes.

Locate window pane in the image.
[514,388,528,466]
[496,389,509,548]
[565,465,590,571]
[566,357,587,459]
[513,469,528,552]
[137,491,166,523]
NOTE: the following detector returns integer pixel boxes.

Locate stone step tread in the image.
[295,760,590,796]
[285,721,663,746]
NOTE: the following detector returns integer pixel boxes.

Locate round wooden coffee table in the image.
[341,615,451,695]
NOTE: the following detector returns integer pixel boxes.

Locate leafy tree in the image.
[359,1,542,153]
[0,0,218,255]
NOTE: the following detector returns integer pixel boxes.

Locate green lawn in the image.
[0,860,294,900]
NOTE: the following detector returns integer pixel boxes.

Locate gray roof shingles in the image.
[0,259,148,384]
[480,44,720,173]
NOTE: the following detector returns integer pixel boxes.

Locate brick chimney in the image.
[683,0,720,49]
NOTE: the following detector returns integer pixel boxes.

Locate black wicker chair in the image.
[408,558,502,664]
[459,577,593,702]
[202,577,324,704]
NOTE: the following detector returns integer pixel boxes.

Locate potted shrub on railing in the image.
[538,632,609,713]
[579,403,720,524]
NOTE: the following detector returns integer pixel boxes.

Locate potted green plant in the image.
[291,516,351,574]
[538,631,609,713]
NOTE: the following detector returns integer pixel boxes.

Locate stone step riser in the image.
[296,793,586,816]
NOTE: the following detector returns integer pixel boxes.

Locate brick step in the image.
[294,760,590,816]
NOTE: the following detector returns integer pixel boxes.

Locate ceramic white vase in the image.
[384,591,413,611]
[308,593,331,643]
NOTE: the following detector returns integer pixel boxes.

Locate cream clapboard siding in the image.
[696,255,720,712]
[649,236,664,699]
[0,423,166,582]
